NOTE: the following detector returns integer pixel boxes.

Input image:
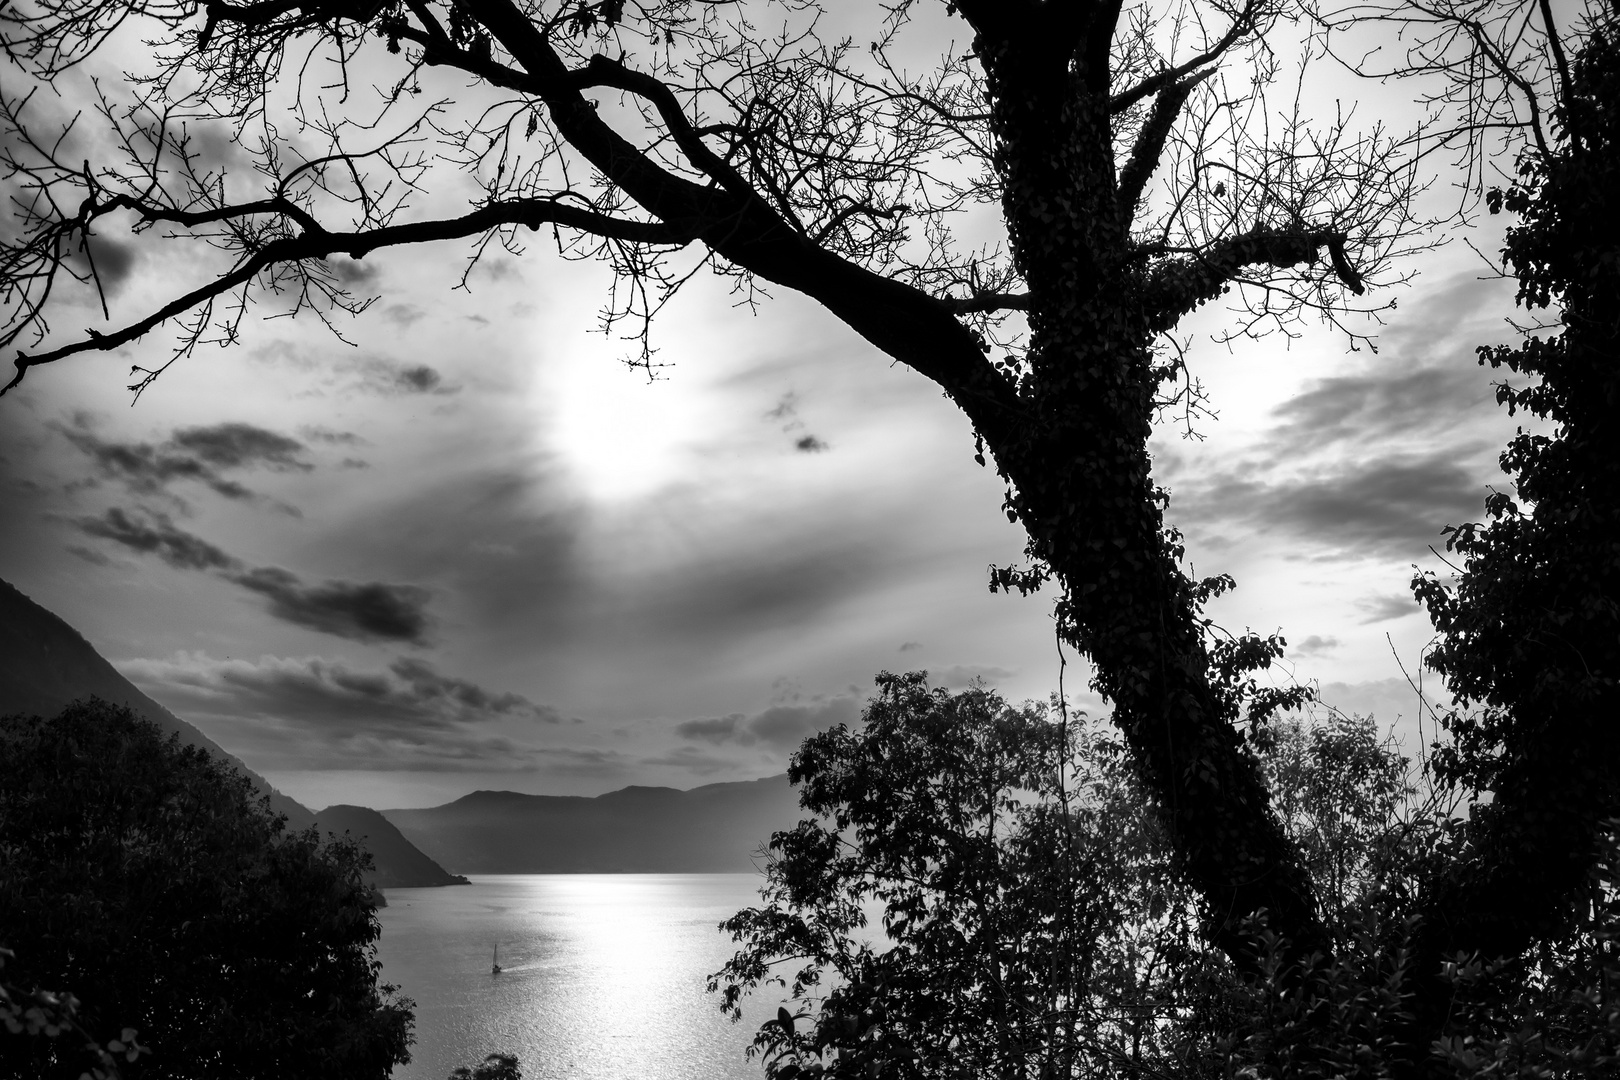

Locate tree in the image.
[1,946,149,1080]
[713,673,1438,1080]
[449,1052,523,1080]
[1,0,1610,1064]
[0,0,1420,972]
[1403,1,1620,1059]
[0,699,415,1080]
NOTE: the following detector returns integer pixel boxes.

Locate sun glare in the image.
[533,341,702,505]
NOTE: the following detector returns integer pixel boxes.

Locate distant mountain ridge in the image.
[383,775,806,873]
[0,577,461,889]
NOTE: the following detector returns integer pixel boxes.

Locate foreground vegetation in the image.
[0,0,1615,1072]
[0,700,414,1080]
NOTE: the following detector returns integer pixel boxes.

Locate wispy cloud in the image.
[74,506,433,644]
[56,416,313,507]
[122,652,561,772]
[1357,593,1422,624]
[78,508,239,571]
[230,567,432,644]
[1175,450,1487,560]
[675,694,860,752]
[351,358,457,396]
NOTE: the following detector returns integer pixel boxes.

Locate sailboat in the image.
[491,944,502,976]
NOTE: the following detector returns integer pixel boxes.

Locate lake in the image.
[375,874,781,1080]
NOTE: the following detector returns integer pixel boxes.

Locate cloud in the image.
[1264,365,1498,459]
[676,694,860,753]
[1357,593,1422,624]
[57,416,313,505]
[898,641,921,652]
[767,391,828,452]
[121,653,561,772]
[640,746,742,776]
[170,423,311,471]
[383,304,425,327]
[299,426,366,446]
[228,567,433,645]
[78,507,241,571]
[352,358,457,396]
[936,663,1017,688]
[1292,634,1341,657]
[326,257,379,287]
[675,716,743,744]
[78,235,139,295]
[1175,450,1487,560]
[61,234,138,295]
[73,506,432,644]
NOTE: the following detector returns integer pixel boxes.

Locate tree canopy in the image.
[715,673,1441,1079]
[0,699,414,1080]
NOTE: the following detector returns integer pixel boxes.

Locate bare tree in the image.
[2,0,1442,1027]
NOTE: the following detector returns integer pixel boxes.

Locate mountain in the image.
[312,804,469,887]
[382,775,806,873]
[0,577,459,889]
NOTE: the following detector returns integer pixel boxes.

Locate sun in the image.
[532,338,702,505]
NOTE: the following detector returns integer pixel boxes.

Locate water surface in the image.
[376,874,776,1080]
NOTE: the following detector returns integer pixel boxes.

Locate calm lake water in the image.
[375,874,779,1080]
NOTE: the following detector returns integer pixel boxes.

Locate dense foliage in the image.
[1408,1,1620,1037]
[714,673,1436,1080]
[0,699,414,1080]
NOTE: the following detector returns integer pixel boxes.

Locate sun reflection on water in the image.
[376,875,774,1080]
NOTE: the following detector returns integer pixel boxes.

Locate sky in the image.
[0,3,1535,811]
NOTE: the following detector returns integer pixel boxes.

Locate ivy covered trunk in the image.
[963,32,1330,967]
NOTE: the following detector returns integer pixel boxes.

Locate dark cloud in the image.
[1175,451,1487,560]
[72,506,432,644]
[676,695,859,753]
[121,653,559,772]
[898,641,922,652]
[1292,634,1341,657]
[388,657,555,719]
[229,567,433,645]
[56,416,313,505]
[353,359,457,396]
[1357,593,1422,624]
[1265,364,1498,458]
[767,391,828,451]
[78,508,241,571]
[327,257,379,287]
[75,235,139,295]
[170,423,311,471]
[675,716,742,744]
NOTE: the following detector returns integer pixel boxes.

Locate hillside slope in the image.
[0,577,460,888]
[313,804,469,887]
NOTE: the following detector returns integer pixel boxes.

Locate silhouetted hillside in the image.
[383,775,805,873]
[314,804,470,887]
[0,577,460,889]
